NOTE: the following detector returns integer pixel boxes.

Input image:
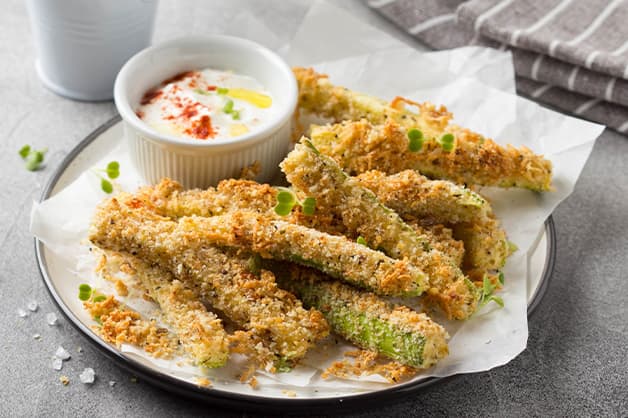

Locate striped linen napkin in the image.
[368,0,628,133]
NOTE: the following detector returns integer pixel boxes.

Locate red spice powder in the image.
[140,89,163,105]
[135,110,145,119]
[180,103,199,119]
[185,115,215,139]
[206,85,217,91]
[161,71,197,86]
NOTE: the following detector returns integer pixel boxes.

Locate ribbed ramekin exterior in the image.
[126,121,291,189]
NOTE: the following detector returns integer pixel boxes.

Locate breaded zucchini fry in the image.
[136,178,277,218]
[119,254,230,368]
[281,141,479,320]
[355,170,510,272]
[453,217,510,275]
[406,222,465,267]
[89,197,329,365]
[271,263,449,369]
[294,67,552,191]
[355,170,489,225]
[177,211,426,297]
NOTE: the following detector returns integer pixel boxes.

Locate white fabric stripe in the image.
[549,40,560,56]
[623,63,628,80]
[612,39,628,56]
[367,0,397,8]
[618,120,628,132]
[408,14,456,35]
[568,66,580,90]
[574,98,601,115]
[473,0,516,32]
[605,78,617,102]
[469,32,481,45]
[585,51,600,68]
[566,0,623,46]
[531,54,545,80]
[498,43,508,51]
[531,84,553,98]
[510,0,574,46]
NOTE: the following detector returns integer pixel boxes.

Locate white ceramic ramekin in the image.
[114,36,297,189]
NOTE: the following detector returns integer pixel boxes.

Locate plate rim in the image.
[34,115,556,413]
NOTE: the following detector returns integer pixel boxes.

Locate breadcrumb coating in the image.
[355,170,510,272]
[294,67,552,191]
[89,196,329,364]
[85,296,177,358]
[281,141,478,320]
[272,263,449,369]
[116,253,230,368]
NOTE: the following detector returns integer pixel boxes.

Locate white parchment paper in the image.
[30,0,603,397]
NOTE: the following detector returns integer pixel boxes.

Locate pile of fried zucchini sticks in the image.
[87,68,552,379]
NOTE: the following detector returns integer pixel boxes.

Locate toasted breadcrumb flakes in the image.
[60,375,70,386]
[114,279,128,296]
[85,296,176,359]
[248,376,259,389]
[322,350,417,384]
[196,377,212,388]
[282,390,297,397]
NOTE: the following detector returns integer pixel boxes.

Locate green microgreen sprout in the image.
[508,241,519,254]
[436,133,456,152]
[223,99,234,114]
[356,236,368,246]
[19,144,48,171]
[302,139,321,155]
[92,161,120,194]
[194,88,211,96]
[498,271,505,286]
[217,87,229,95]
[274,187,316,216]
[407,128,424,152]
[78,284,93,301]
[479,275,504,309]
[231,110,241,120]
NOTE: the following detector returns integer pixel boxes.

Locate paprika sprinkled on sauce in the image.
[136,69,275,141]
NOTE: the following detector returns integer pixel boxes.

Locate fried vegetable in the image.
[89,196,329,365]
[271,263,449,368]
[294,67,552,191]
[174,210,426,297]
[120,254,229,368]
[281,141,479,320]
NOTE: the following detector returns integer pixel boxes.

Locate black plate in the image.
[35,115,556,414]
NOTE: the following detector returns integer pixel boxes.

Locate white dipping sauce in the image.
[136,69,275,141]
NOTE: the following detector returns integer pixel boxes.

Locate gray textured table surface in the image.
[1,1,627,417]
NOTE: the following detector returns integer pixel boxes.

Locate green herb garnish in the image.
[302,139,321,155]
[78,284,93,301]
[356,236,368,246]
[479,275,504,309]
[217,87,229,95]
[93,161,120,194]
[407,128,424,152]
[19,145,47,171]
[194,88,211,96]
[498,271,505,286]
[273,187,316,217]
[437,133,456,152]
[231,110,241,120]
[223,99,234,114]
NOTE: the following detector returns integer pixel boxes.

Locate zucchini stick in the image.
[89,197,329,364]
[119,254,230,368]
[175,211,427,297]
[295,67,552,191]
[355,170,489,225]
[270,262,449,369]
[281,141,479,320]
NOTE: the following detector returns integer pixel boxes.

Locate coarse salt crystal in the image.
[17,308,28,318]
[27,301,39,312]
[108,381,116,387]
[79,368,95,384]
[52,357,63,371]
[33,334,41,340]
[46,313,58,326]
[55,346,71,361]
